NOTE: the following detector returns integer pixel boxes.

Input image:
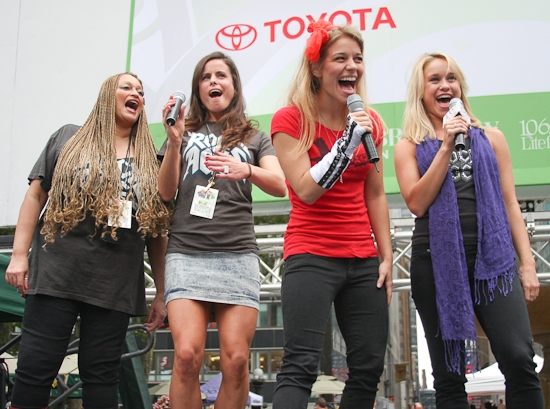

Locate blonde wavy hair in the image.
[287,25,382,155]
[41,72,172,243]
[402,52,481,144]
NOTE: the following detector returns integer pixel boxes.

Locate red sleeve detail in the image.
[270,106,302,141]
[368,108,385,146]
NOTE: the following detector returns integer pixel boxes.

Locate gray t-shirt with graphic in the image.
[26,124,148,316]
[158,124,275,255]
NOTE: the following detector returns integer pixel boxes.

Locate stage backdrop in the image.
[1,0,549,226]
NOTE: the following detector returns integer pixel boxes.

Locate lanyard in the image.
[205,123,220,191]
[120,136,135,201]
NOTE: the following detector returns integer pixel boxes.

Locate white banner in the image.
[1,0,549,226]
[130,0,550,121]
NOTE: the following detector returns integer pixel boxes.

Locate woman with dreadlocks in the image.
[5,73,172,409]
[158,52,286,409]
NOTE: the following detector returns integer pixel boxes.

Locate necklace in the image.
[319,112,346,183]
[319,113,345,143]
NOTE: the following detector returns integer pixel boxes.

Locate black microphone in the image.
[346,94,380,172]
[445,98,466,151]
[166,91,186,126]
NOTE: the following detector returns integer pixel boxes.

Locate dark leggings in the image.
[411,244,543,409]
[273,255,388,409]
[11,295,131,409]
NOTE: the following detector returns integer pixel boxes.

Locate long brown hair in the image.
[42,73,172,243]
[185,52,257,150]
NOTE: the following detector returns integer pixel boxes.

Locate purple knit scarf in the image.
[416,127,516,373]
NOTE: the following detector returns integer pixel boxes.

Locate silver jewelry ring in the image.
[223,165,229,174]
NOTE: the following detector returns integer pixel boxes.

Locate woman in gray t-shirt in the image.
[5,73,171,409]
[158,52,286,409]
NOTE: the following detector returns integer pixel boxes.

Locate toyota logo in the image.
[216,24,257,51]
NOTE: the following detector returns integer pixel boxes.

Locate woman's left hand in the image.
[205,151,251,181]
[519,263,540,303]
[378,259,393,306]
[144,294,167,332]
[5,255,29,298]
[349,110,373,135]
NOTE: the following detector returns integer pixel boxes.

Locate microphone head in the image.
[166,91,186,126]
[347,94,364,112]
[449,97,463,110]
[443,97,470,125]
[173,91,186,102]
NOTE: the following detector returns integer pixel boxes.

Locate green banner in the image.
[150,91,550,201]
[375,91,550,193]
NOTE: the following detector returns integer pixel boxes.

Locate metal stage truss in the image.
[1,212,549,299]
[146,211,550,300]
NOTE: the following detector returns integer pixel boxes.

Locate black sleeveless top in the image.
[412,136,478,247]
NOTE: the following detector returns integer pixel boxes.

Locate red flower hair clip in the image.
[304,19,337,63]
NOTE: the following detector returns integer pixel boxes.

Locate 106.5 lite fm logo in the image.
[215,7,396,51]
[520,118,550,151]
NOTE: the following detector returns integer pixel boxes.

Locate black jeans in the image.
[273,254,388,409]
[411,244,543,409]
[11,294,131,409]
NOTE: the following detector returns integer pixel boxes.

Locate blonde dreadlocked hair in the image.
[42,73,172,244]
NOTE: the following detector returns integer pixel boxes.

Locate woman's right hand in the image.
[5,180,48,298]
[162,95,186,146]
[6,255,29,297]
[159,96,186,201]
[441,115,469,150]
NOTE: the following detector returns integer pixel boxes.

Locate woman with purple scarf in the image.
[394,52,543,409]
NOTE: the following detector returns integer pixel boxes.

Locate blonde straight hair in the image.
[402,52,481,144]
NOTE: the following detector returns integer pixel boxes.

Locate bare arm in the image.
[158,96,186,201]
[394,116,469,217]
[487,128,538,302]
[253,155,287,197]
[272,111,373,205]
[144,234,168,332]
[6,180,49,296]
[364,142,393,305]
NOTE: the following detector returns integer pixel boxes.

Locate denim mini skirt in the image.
[164,252,260,310]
